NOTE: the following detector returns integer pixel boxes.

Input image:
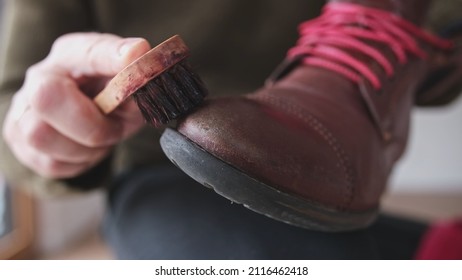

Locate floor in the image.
[39,192,462,260]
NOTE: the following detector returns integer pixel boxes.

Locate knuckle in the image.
[24,121,51,150]
[85,36,111,72]
[53,33,100,57]
[37,157,82,179]
[50,33,78,54]
[37,157,54,177]
[24,63,59,114]
[51,34,67,50]
[87,33,124,73]
[2,103,23,146]
[2,129,14,149]
[2,118,13,145]
[28,79,53,112]
[25,64,39,80]
[83,127,113,148]
[28,76,66,114]
[37,157,61,178]
[24,63,47,87]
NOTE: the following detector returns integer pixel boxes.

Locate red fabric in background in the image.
[415,220,462,260]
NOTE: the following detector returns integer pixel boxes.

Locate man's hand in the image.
[2,33,151,179]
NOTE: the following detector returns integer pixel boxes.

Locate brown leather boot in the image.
[160,1,459,231]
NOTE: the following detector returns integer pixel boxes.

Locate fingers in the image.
[1,32,151,179]
[3,99,104,178]
[8,141,92,179]
[18,109,109,163]
[24,67,123,147]
[46,33,151,77]
[6,132,91,179]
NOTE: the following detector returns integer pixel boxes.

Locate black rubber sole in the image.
[160,128,378,232]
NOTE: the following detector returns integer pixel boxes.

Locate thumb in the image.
[119,37,152,69]
[46,33,151,77]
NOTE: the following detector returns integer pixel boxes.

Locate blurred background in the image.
[392,102,462,193]
[0,0,461,260]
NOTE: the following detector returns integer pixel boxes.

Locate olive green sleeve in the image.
[0,0,110,196]
[427,0,462,32]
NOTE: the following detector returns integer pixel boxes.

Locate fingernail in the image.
[118,38,144,57]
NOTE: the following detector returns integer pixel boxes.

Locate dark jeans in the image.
[103,164,427,259]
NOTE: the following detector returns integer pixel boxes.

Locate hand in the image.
[2,33,151,179]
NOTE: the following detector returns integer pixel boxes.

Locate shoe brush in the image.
[93,35,207,126]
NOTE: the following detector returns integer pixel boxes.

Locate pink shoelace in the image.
[288,3,454,90]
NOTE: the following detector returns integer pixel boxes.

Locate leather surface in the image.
[177,0,452,212]
[178,66,391,211]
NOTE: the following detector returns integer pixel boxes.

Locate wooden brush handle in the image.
[93,35,190,114]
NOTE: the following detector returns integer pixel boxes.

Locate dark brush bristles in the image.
[132,60,208,126]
